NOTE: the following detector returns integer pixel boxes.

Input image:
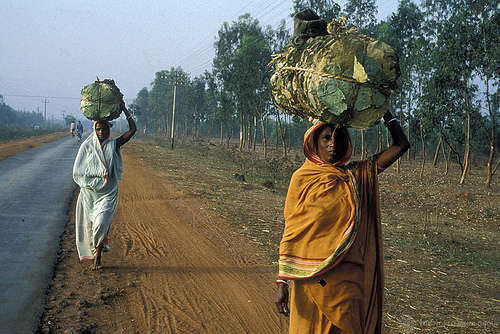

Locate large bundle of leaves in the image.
[80,79,123,121]
[270,15,399,129]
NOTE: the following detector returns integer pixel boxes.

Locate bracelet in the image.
[126,115,133,120]
[275,279,288,286]
[385,118,397,125]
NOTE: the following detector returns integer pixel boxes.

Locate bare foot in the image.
[90,264,102,271]
[92,244,103,270]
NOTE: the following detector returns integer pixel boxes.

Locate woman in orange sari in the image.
[275,111,409,333]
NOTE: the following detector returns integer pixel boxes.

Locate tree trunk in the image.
[239,111,244,151]
[407,115,411,160]
[276,109,287,157]
[352,130,357,158]
[441,137,447,163]
[399,91,405,162]
[445,145,451,176]
[377,124,382,153]
[253,115,257,151]
[167,116,168,138]
[275,117,279,149]
[285,115,292,153]
[192,115,197,140]
[492,159,500,176]
[459,89,471,185]
[247,118,252,150]
[228,127,233,147]
[441,130,463,172]
[259,112,267,158]
[219,120,224,145]
[485,79,496,187]
[432,135,442,167]
[419,121,425,180]
[360,130,366,160]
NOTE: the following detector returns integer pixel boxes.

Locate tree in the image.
[213,14,271,152]
[291,0,341,22]
[269,20,292,156]
[473,0,500,187]
[0,97,44,128]
[148,67,190,138]
[204,70,233,144]
[340,0,379,159]
[343,0,378,33]
[188,76,207,139]
[64,115,76,127]
[387,0,424,163]
[130,87,149,133]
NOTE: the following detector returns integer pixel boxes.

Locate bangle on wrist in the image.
[126,114,133,120]
[385,118,397,126]
[275,279,288,286]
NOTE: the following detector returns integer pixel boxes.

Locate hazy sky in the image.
[1,0,399,120]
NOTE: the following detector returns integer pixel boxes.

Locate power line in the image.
[175,0,270,67]
[175,0,291,73]
[183,14,293,76]
[3,94,80,100]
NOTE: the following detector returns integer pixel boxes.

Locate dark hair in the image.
[95,120,112,129]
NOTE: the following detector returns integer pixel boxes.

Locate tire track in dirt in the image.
[107,152,285,333]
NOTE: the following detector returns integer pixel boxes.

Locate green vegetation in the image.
[0,126,61,142]
[80,79,123,121]
[0,94,64,141]
[0,94,44,128]
[129,0,498,187]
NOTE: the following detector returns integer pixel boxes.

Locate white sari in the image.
[72,125,123,261]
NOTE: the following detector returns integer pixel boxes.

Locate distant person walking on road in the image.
[76,120,84,141]
[70,121,76,137]
[76,120,83,134]
[275,111,409,333]
[72,101,136,270]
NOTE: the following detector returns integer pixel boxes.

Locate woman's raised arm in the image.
[116,101,136,149]
[373,111,410,172]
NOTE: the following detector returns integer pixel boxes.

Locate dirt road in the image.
[40,149,287,333]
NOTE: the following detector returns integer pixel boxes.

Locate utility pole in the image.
[170,84,177,150]
[42,98,49,123]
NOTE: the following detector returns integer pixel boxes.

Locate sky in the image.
[0,0,399,121]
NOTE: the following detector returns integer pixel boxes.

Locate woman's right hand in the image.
[275,283,289,316]
[120,100,126,112]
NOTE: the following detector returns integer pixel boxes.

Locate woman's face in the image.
[316,126,348,163]
[95,122,110,142]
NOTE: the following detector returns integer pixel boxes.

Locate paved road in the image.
[0,136,81,334]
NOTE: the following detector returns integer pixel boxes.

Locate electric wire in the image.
[2,94,80,100]
[175,0,272,68]
[176,0,292,75]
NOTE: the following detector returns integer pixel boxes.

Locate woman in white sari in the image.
[73,101,136,269]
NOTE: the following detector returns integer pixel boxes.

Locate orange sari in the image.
[279,122,383,334]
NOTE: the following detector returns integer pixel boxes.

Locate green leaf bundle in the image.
[80,79,123,121]
[270,20,399,129]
